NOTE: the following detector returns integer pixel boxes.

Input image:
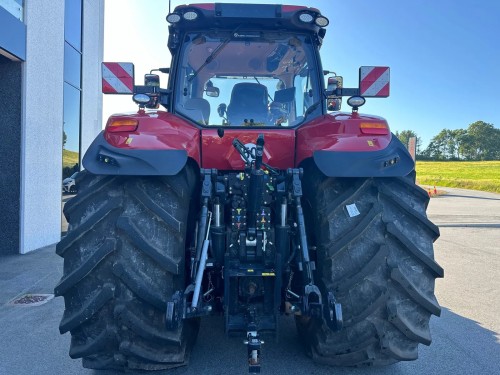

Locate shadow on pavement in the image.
[441,194,500,201]
[437,223,500,228]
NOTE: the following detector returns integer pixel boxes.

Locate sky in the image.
[103,0,500,147]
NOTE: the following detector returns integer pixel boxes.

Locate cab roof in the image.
[167,3,327,34]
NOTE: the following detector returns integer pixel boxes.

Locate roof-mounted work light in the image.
[298,11,329,27]
[183,10,198,21]
[298,12,314,23]
[315,16,329,27]
[166,13,181,23]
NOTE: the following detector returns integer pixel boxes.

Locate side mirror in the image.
[205,80,220,97]
[326,76,342,111]
[359,66,390,97]
[326,75,343,96]
[327,98,341,111]
[102,62,134,94]
[146,96,160,109]
[144,74,160,87]
[218,103,227,117]
[206,86,220,98]
[141,74,161,108]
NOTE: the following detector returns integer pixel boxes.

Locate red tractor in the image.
[55,3,443,373]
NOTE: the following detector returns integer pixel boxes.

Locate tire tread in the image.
[297,167,442,366]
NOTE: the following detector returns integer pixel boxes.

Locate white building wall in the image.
[19,0,104,254]
[20,1,65,254]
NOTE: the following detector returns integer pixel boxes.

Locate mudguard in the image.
[83,131,188,175]
[313,135,414,177]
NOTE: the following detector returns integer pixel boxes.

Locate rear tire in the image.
[298,165,443,366]
[55,168,199,371]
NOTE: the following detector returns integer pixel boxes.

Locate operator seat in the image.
[227,83,269,125]
[183,98,211,125]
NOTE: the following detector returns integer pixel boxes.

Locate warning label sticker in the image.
[346,203,360,217]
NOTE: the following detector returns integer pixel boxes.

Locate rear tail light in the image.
[360,122,389,135]
[106,119,138,133]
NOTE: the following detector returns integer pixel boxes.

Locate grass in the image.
[416,160,500,193]
[62,149,79,169]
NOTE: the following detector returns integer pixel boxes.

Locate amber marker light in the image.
[106,119,139,133]
[359,122,389,135]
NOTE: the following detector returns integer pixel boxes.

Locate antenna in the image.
[169,0,171,14]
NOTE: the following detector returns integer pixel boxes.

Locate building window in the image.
[64,43,82,89]
[62,0,82,181]
[63,83,81,176]
[62,0,82,234]
[64,0,82,51]
[1,0,24,21]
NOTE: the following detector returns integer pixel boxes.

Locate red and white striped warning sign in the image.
[102,62,134,94]
[359,66,390,97]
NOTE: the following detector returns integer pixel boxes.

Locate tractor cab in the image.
[101,3,390,134]
[165,4,328,128]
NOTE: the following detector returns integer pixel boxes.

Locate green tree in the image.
[422,129,451,160]
[464,121,500,160]
[452,129,468,160]
[423,129,464,160]
[422,121,499,161]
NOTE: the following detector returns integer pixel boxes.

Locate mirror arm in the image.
[327,88,360,97]
[150,68,170,74]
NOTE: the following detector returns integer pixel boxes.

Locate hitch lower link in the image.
[166,170,217,329]
[288,168,343,331]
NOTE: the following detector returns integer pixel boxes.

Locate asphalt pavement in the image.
[1,186,499,375]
